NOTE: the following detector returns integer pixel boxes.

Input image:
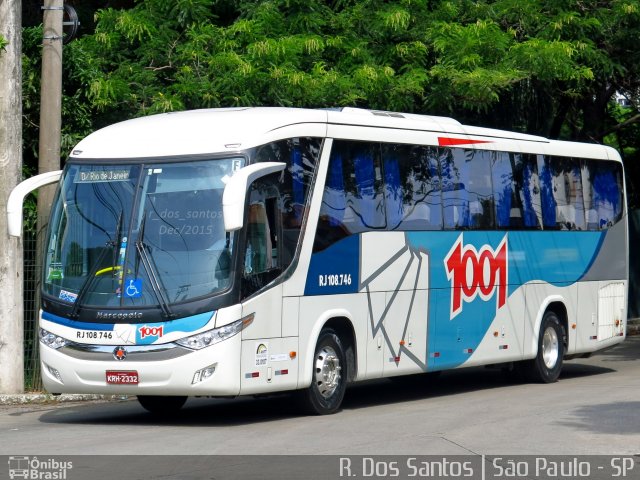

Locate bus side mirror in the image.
[7,170,63,237]
[222,162,286,232]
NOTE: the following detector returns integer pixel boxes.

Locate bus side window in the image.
[255,137,321,262]
[581,159,624,230]
[539,156,586,230]
[441,148,494,230]
[491,152,542,230]
[382,144,443,231]
[492,151,521,229]
[521,154,543,229]
[314,141,385,252]
[245,201,273,275]
[242,181,282,298]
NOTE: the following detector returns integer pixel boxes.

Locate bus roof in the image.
[68,107,620,162]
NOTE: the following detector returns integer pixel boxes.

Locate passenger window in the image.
[539,156,585,230]
[314,141,386,251]
[581,160,624,229]
[441,148,494,229]
[520,154,543,229]
[382,144,443,230]
[491,152,542,229]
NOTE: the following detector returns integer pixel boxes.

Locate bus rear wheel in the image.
[137,395,187,415]
[521,311,565,383]
[298,328,347,415]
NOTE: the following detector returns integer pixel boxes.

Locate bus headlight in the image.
[39,328,69,350]
[175,314,254,350]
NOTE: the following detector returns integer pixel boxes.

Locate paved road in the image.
[1,337,639,456]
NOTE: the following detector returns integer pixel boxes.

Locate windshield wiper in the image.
[135,214,175,319]
[69,211,124,319]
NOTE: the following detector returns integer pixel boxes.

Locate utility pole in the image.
[25,0,64,393]
[38,0,64,234]
[0,0,24,393]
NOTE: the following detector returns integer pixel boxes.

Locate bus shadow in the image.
[38,362,615,427]
[559,361,616,379]
[342,362,615,410]
[557,401,640,435]
[594,336,640,362]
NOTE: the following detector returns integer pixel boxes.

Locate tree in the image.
[19,0,640,202]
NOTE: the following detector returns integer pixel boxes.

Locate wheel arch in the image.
[299,310,358,388]
[322,317,358,383]
[546,302,568,349]
[530,296,569,357]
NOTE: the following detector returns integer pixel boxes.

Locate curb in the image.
[0,394,130,405]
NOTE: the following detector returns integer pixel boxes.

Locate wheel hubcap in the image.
[542,326,559,369]
[314,346,342,399]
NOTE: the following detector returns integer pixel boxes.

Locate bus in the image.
[8,107,628,415]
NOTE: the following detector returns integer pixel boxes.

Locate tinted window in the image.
[581,160,624,229]
[315,141,386,251]
[491,152,542,229]
[382,144,443,230]
[313,140,624,253]
[255,138,321,267]
[538,156,585,230]
[441,148,494,229]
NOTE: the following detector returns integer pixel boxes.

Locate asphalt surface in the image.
[0,337,639,456]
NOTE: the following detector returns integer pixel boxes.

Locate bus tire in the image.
[522,311,565,383]
[137,395,187,415]
[298,328,347,415]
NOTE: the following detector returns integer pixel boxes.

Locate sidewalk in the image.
[0,393,129,406]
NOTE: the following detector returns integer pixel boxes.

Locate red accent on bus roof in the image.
[438,137,493,147]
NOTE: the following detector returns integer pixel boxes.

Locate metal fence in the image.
[23,229,42,391]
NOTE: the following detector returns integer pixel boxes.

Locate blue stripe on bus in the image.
[41,311,115,331]
[41,310,216,342]
[305,235,360,295]
[405,230,606,291]
[134,311,214,344]
[306,230,607,370]
[407,230,606,370]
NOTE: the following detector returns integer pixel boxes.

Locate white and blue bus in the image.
[8,107,628,414]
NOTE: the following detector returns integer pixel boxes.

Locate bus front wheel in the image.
[521,311,565,383]
[137,395,187,415]
[298,328,347,415]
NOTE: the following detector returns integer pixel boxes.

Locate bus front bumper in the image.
[39,334,242,397]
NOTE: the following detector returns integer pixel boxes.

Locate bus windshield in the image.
[43,158,244,310]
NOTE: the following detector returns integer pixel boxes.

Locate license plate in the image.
[106,371,139,385]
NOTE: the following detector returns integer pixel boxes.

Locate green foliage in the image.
[20,0,640,164]
[0,35,7,53]
[22,26,95,177]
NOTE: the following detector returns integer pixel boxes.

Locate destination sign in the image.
[74,169,131,183]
